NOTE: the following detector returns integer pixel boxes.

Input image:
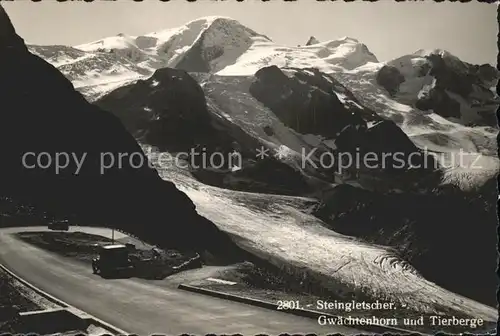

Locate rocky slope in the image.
[96,64,440,195]
[376,49,499,127]
[314,177,498,307]
[0,5,241,261]
[305,36,320,46]
[95,68,312,195]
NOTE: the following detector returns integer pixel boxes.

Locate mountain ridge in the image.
[26,16,498,130]
[27,17,383,100]
[26,16,500,194]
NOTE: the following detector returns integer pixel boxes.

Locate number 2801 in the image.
[277,300,301,310]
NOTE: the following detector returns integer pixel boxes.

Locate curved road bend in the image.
[0,227,362,335]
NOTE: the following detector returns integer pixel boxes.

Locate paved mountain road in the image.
[0,227,362,335]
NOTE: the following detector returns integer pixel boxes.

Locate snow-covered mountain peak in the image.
[338,36,360,43]
[186,15,233,23]
[413,48,454,59]
[145,15,266,42]
[218,34,379,76]
[182,15,240,27]
[377,46,499,131]
[312,37,378,68]
[29,17,277,100]
[74,15,271,74]
[72,16,378,79]
[28,16,383,99]
[76,16,268,52]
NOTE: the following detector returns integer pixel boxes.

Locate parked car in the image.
[47,219,69,231]
[92,244,135,277]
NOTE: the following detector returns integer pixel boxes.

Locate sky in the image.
[3,0,498,65]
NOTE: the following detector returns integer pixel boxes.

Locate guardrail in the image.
[114,227,159,249]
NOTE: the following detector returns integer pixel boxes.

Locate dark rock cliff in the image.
[96,68,231,154]
[0,5,240,260]
[305,36,320,46]
[249,66,377,139]
[376,65,405,96]
[96,70,315,196]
